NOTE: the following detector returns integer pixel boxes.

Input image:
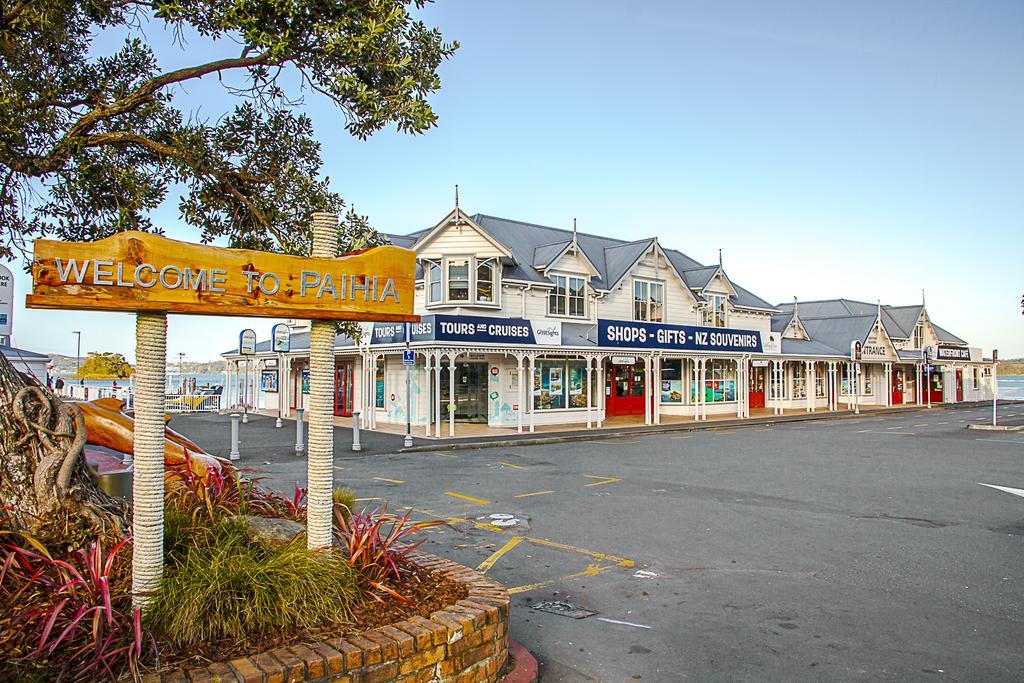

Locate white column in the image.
[644,356,652,426]
[434,355,442,439]
[596,357,605,428]
[586,357,594,429]
[699,358,707,421]
[528,355,536,433]
[736,359,743,418]
[654,356,662,425]
[517,354,525,433]
[424,354,433,437]
[691,359,699,422]
[448,354,457,437]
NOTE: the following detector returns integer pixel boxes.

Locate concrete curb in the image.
[397,401,1019,454]
[502,640,539,683]
[967,423,1024,432]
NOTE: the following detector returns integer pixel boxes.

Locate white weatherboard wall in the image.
[601,252,695,324]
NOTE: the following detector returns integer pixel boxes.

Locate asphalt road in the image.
[175,404,1024,682]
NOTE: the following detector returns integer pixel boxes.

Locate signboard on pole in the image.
[0,264,13,336]
[239,329,256,355]
[26,231,417,322]
[271,323,291,353]
[850,340,862,362]
[935,345,970,361]
[402,349,415,366]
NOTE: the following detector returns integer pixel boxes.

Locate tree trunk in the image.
[0,352,129,546]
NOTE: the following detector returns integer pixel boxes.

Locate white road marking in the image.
[595,617,653,630]
[978,483,1024,499]
[975,438,1024,445]
[867,430,915,435]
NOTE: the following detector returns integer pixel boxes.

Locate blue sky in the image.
[3,0,1022,362]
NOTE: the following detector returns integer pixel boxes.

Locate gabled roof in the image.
[682,265,718,290]
[884,305,922,339]
[801,315,877,356]
[781,338,844,357]
[1,345,51,361]
[385,212,775,308]
[932,322,967,345]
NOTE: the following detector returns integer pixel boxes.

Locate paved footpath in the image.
[172,403,1024,682]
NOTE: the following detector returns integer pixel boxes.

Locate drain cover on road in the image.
[529,600,598,619]
[480,512,525,528]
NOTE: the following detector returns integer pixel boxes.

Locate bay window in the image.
[633,279,664,322]
[533,358,589,410]
[548,274,587,318]
[424,256,500,306]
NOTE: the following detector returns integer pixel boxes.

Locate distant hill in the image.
[999,358,1024,375]
[48,353,225,376]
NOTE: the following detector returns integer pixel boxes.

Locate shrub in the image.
[332,504,441,602]
[333,486,356,525]
[0,536,155,681]
[145,520,357,647]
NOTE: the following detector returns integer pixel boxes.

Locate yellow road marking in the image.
[583,475,622,488]
[373,477,404,484]
[445,491,492,505]
[498,461,526,470]
[507,563,626,595]
[476,536,523,574]
[914,423,929,427]
[432,451,459,459]
[513,490,555,499]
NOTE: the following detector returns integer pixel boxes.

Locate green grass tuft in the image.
[145,520,357,647]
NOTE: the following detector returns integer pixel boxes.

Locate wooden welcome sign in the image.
[26,231,417,321]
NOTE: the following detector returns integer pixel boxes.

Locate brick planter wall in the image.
[145,551,510,683]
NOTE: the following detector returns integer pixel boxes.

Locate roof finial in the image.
[572,217,577,248]
[877,298,882,321]
[921,288,925,307]
[793,295,799,318]
[718,248,723,269]
[454,184,461,229]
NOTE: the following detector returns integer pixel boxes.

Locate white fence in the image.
[164,393,222,413]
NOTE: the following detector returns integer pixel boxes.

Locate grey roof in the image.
[560,322,598,347]
[682,266,718,290]
[532,240,571,269]
[781,338,844,357]
[800,315,877,356]
[771,314,793,333]
[932,322,967,345]
[898,350,923,361]
[1,345,51,361]
[386,213,775,310]
[885,305,922,338]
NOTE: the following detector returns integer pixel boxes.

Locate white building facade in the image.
[222,210,996,436]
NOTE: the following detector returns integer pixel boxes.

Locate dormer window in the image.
[424,256,500,307]
[633,279,664,322]
[913,321,924,349]
[702,294,727,328]
[548,274,587,318]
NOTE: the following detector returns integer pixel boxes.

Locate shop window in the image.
[704,360,736,403]
[426,261,441,303]
[793,363,807,399]
[862,367,874,395]
[374,358,385,409]
[702,294,727,328]
[476,259,495,303]
[549,274,586,317]
[815,363,826,397]
[660,359,683,403]
[769,364,789,399]
[973,368,980,390]
[633,279,664,322]
[840,363,864,395]
[533,358,589,410]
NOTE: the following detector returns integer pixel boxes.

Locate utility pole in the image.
[73,330,82,385]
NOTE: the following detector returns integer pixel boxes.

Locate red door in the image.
[891,367,904,405]
[955,370,963,401]
[748,364,765,409]
[925,367,943,404]
[334,360,354,416]
[605,362,646,416]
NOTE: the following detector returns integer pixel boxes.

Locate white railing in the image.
[164,393,222,413]
[59,385,133,404]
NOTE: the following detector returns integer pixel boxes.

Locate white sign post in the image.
[992,349,998,426]
[272,323,291,428]
[239,329,256,423]
[0,264,13,344]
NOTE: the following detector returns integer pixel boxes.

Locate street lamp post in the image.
[178,352,185,393]
[73,330,82,385]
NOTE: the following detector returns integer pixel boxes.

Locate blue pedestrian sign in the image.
[402,350,415,366]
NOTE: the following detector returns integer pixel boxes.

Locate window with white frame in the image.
[633,279,664,322]
[424,256,499,306]
[426,261,442,303]
[793,363,807,399]
[862,366,874,395]
[702,294,727,328]
[548,274,587,318]
[913,321,925,349]
[815,362,826,397]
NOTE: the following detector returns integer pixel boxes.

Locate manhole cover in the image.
[478,512,528,529]
[529,600,597,619]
